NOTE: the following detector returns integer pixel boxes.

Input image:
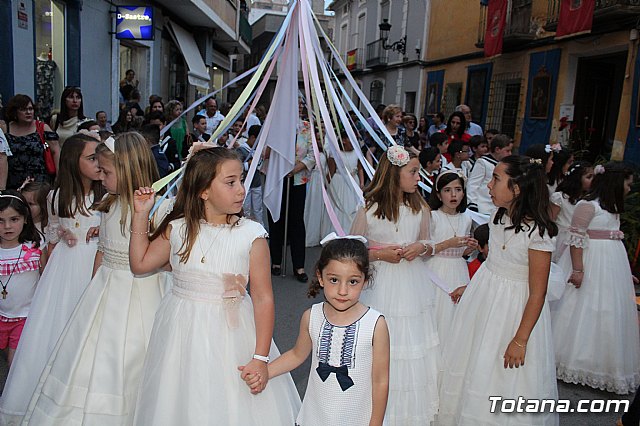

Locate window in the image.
[35,0,66,117]
[404,91,416,113]
[443,83,463,118]
[370,80,384,108]
[485,72,523,138]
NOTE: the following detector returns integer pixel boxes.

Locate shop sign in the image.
[18,2,28,30]
[116,6,154,40]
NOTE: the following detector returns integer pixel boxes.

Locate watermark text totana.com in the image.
[489,396,630,414]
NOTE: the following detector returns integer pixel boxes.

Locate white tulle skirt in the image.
[439,260,559,426]
[552,238,640,394]
[359,257,440,425]
[0,240,98,424]
[133,291,301,425]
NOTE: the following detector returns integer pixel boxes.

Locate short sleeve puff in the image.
[528,229,556,252]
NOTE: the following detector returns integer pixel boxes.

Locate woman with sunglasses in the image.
[4,95,60,189]
[51,87,86,147]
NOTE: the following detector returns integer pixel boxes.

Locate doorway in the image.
[572,52,626,161]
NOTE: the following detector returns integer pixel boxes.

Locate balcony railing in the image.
[239,13,252,46]
[476,3,487,46]
[546,0,640,28]
[476,0,533,47]
[366,40,388,68]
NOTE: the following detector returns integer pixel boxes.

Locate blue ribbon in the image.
[316,362,354,391]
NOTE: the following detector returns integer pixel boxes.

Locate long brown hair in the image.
[364,150,425,222]
[95,132,159,235]
[151,147,243,263]
[54,87,85,129]
[51,133,105,218]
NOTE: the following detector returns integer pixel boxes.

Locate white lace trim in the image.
[557,364,640,395]
[567,230,588,248]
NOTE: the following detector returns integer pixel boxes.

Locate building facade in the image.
[1,0,249,122]
[422,0,640,163]
[327,0,429,115]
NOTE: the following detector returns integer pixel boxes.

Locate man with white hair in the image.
[455,104,483,136]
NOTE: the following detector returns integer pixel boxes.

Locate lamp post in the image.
[378,19,406,56]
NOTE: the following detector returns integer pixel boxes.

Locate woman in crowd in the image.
[111,107,133,134]
[403,113,420,151]
[166,100,187,160]
[50,86,86,147]
[4,94,60,189]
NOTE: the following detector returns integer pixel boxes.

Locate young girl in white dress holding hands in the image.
[438,155,559,425]
[553,162,640,394]
[258,234,389,426]
[0,133,104,423]
[24,133,169,424]
[426,170,475,343]
[350,145,444,425]
[129,147,300,425]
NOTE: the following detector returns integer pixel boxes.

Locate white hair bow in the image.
[320,232,367,246]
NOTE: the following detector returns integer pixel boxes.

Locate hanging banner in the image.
[484,0,508,58]
[556,0,595,39]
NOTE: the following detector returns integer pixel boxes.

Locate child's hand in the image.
[400,242,426,261]
[238,359,269,394]
[57,227,78,247]
[375,246,403,263]
[503,338,527,369]
[568,271,584,288]
[449,285,467,304]
[448,236,470,249]
[133,187,156,214]
[85,226,99,243]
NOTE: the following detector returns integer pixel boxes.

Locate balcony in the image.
[546,0,640,32]
[366,40,388,68]
[476,0,534,48]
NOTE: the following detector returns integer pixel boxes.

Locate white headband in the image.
[0,194,26,204]
[104,136,116,153]
[320,232,367,246]
[435,169,466,188]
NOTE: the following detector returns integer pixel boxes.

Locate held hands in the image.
[462,238,479,257]
[447,236,471,249]
[133,187,156,214]
[86,226,100,243]
[400,242,426,261]
[238,359,269,395]
[503,338,527,369]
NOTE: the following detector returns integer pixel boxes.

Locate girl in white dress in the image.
[328,133,364,234]
[553,162,640,394]
[549,161,593,263]
[438,155,559,426]
[350,145,442,425]
[20,180,51,239]
[129,146,300,425]
[304,142,330,247]
[0,134,104,423]
[426,170,476,344]
[24,133,169,424]
[263,234,390,426]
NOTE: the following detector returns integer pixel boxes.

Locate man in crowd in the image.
[95,111,112,132]
[198,98,225,135]
[456,104,483,137]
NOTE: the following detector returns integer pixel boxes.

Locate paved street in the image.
[0,245,633,424]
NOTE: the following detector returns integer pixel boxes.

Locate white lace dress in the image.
[23,200,169,425]
[427,210,471,345]
[438,213,559,425]
[133,218,301,425]
[351,204,440,425]
[0,193,101,424]
[552,199,640,394]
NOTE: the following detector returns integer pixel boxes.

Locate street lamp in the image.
[378,19,406,56]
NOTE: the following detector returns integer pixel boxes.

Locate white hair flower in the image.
[386,145,410,167]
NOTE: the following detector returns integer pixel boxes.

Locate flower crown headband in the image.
[435,169,466,188]
[386,145,410,167]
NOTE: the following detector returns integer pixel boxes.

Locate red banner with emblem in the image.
[484,0,508,58]
[556,0,595,39]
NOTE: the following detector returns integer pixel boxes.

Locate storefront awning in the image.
[166,21,210,90]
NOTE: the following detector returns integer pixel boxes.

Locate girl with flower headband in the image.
[261,233,390,426]
[549,160,593,263]
[350,144,443,424]
[439,155,559,425]
[552,161,640,394]
[0,190,42,371]
[0,133,105,423]
[426,169,477,344]
[24,132,170,424]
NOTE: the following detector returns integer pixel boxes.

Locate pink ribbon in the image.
[222,273,248,329]
[22,245,41,262]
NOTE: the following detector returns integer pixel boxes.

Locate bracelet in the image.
[571,269,584,274]
[130,227,149,235]
[253,354,270,363]
[512,338,526,349]
[419,242,430,256]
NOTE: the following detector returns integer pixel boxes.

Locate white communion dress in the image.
[0,193,101,424]
[304,151,331,246]
[351,204,440,425]
[552,199,640,394]
[23,200,169,425]
[328,149,363,234]
[132,217,301,425]
[427,210,472,345]
[438,213,559,426]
